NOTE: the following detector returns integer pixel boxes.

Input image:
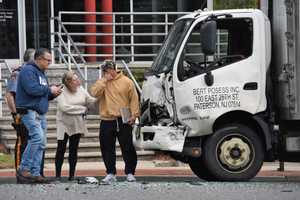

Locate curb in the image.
[1,168,300,178]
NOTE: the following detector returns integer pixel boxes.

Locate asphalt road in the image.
[0,177,300,200]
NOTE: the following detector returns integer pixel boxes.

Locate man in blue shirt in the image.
[16,48,62,183]
[4,48,47,182]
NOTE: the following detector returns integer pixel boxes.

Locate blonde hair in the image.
[62,70,77,90]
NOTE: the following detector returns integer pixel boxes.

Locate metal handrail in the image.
[0,61,7,117]
[53,17,86,64]
[0,59,10,117]
[58,11,191,15]
[54,47,72,68]
[52,11,190,63]
[121,60,142,94]
[51,16,89,89]
[54,33,85,76]
[0,59,12,74]
[53,33,88,89]
[62,22,174,26]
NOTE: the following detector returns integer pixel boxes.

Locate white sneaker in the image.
[126,174,136,182]
[101,174,117,184]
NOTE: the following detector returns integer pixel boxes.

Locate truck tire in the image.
[188,157,216,181]
[203,124,264,181]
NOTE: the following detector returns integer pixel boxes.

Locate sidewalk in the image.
[1,161,300,178]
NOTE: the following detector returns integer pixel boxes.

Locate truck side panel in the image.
[273,0,300,119]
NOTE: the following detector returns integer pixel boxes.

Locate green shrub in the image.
[214,0,258,9]
[0,153,14,169]
[123,68,146,87]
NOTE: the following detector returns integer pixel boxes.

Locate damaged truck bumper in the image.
[133,125,186,152]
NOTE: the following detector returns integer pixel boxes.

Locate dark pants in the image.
[55,133,81,178]
[100,118,137,175]
[12,120,45,177]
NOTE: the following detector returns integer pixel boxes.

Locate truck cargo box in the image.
[273,0,300,120]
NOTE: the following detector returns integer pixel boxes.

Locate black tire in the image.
[203,124,264,181]
[189,157,216,181]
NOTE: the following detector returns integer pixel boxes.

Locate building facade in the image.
[0,0,209,61]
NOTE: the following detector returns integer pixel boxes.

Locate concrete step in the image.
[1,132,100,145]
[5,140,155,163]
[6,142,104,153]
[1,100,98,117]
[0,115,101,125]
[44,150,155,163]
[1,65,100,89]
[1,106,58,116]
[0,123,101,136]
[6,141,149,154]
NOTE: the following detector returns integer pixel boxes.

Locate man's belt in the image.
[16,107,28,115]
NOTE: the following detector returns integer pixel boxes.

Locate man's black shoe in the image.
[16,168,35,184]
[16,174,34,184]
[17,168,32,178]
[32,176,51,184]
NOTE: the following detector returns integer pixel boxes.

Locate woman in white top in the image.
[55,71,95,181]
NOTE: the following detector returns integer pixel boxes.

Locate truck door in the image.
[173,17,265,136]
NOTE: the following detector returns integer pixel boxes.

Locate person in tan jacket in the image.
[90,60,139,184]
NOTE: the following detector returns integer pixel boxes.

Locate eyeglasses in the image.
[41,57,52,63]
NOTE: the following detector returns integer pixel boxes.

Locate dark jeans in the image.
[100,118,137,175]
[55,133,81,178]
[12,120,45,177]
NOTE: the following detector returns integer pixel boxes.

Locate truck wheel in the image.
[189,157,216,181]
[203,124,264,181]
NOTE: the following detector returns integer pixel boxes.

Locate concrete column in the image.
[177,0,186,11]
[33,0,40,48]
[152,0,159,54]
[84,0,97,62]
[101,0,113,60]
[259,0,269,16]
[50,0,55,63]
[207,0,213,10]
[17,0,26,60]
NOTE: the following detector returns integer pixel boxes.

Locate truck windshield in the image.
[151,18,194,74]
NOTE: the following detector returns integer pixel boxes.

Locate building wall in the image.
[0,0,207,59]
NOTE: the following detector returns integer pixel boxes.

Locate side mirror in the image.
[200,21,217,55]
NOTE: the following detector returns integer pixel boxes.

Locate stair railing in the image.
[52,11,190,63]
[51,17,88,89]
[0,59,11,117]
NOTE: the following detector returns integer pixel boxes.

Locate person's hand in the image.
[128,116,136,125]
[103,72,113,81]
[50,85,63,97]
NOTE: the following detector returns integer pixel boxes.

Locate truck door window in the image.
[178,18,253,81]
[151,18,194,74]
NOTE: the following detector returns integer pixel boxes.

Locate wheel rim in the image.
[217,134,254,173]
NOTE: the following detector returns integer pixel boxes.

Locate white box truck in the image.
[133,0,300,181]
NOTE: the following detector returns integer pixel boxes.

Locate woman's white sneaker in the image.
[101,174,117,184]
[126,174,136,182]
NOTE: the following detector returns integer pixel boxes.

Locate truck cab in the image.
[133,9,277,181]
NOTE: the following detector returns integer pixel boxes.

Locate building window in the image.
[0,0,19,58]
